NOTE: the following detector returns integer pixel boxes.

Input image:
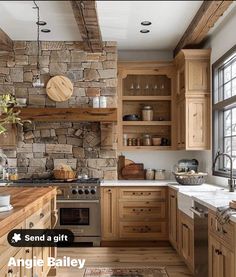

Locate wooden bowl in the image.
[152,137,162,146]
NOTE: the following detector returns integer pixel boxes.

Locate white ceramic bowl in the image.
[0,195,10,206]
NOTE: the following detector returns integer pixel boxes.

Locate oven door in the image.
[56,200,100,237]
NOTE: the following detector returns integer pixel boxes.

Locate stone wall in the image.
[0,41,118,179]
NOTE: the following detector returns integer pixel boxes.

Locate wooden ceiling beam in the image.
[0,27,13,52]
[174,0,233,57]
[70,0,103,52]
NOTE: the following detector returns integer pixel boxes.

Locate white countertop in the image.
[101,180,175,186]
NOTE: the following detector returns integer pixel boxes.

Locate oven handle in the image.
[57,200,100,203]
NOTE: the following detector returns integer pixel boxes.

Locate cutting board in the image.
[121,163,145,180]
[46,75,73,102]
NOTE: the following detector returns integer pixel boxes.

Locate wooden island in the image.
[0,187,57,277]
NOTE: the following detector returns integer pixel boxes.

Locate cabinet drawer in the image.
[0,221,25,271]
[119,222,168,240]
[119,187,166,201]
[119,201,166,221]
[26,202,51,229]
[209,212,234,249]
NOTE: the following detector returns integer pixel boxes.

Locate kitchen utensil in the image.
[152,137,162,146]
[46,75,73,102]
[161,138,169,146]
[173,172,208,185]
[123,114,140,121]
[0,195,10,206]
[143,134,152,146]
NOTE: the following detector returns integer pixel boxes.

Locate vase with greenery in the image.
[0,94,23,134]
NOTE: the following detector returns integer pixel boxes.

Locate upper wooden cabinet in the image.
[118,62,176,151]
[175,49,211,150]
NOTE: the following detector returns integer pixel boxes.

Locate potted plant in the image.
[0,94,23,134]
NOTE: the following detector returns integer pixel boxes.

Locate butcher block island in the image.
[0,187,57,277]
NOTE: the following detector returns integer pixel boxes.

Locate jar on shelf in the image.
[143,134,152,146]
[142,106,153,121]
[123,134,128,146]
[146,168,155,180]
[155,169,166,180]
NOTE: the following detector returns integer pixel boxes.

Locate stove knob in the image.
[91,189,96,195]
[84,189,90,195]
[71,189,77,195]
[78,189,84,195]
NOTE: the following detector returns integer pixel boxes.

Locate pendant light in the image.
[32,1,45,88]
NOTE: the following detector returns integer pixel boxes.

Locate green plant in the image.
[0,94,22,134]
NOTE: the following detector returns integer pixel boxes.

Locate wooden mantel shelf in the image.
[14,107,117,122]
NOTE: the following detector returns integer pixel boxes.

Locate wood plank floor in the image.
[57,247,193,277]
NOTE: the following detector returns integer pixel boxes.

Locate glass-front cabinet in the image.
[118,62,176,150]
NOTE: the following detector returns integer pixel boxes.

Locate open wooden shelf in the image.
[122,121,172,126]
[122,96,171,101]
[15,107,117,122]
[121,146,172,151]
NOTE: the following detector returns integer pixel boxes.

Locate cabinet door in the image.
[187,60,209,92]
[168,189,178,249]
[0,124,17,149]
[220,243,235,277]
[101,187,118,240]
[187,96,210,149]
[177,100,185,149]
[209,235,222,277]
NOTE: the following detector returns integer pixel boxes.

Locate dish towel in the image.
[216,205,236,225]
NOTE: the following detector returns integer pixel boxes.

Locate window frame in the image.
[212,45,236,178]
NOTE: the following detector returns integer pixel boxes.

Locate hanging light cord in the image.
[33,0,40,72]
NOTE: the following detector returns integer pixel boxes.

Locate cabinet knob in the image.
[133,209,136,212]
[26,249,30,253]
[8,269,13,274]
[29,222,34,228]
[140,209,143,212]
[40,212,44,219]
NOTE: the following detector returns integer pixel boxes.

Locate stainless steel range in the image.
[14,177,101,246]
[56,178,101,246]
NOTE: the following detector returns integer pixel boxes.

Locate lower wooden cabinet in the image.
[168,188,178,249]
[208,211,235,277]
[101,187,168,242]
[178,211,194,272]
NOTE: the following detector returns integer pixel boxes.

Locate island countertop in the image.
[0,187,57,237]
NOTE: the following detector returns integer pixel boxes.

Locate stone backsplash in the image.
[0,41,118,179]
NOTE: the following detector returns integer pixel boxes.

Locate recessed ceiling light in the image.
[140,29,150,34]
[41,29,51,33]
[141,21,152,26]
[36,21,47,26]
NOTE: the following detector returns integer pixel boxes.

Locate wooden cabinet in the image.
[175,49,211,150]
[168,188,178,249]
[118,62,176,151]
[178,211,194,272]
[0,124,17,149]
[101,187,168,242]
[101,187,118,240]
[208,212,235,277]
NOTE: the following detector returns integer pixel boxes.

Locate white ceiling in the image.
[96,1,203,50]
[0,1,81,41]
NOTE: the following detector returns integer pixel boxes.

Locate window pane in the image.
[224,137,231,155]
[232,108,236,135]
[232,78,236,96]
[224,65,231,83]
[232,62,236,78]
[232,137,236,156]
[224,82,231,99]
[224,110,231,136]
[233,158,236,170]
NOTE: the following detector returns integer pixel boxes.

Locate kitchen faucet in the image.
[213,151,236,192]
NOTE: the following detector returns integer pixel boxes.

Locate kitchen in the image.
[0,1,236,277]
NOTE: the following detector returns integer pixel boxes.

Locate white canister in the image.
[99,96,107,108]
[93,96,100,108]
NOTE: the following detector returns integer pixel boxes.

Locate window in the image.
[213,45,236,177]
